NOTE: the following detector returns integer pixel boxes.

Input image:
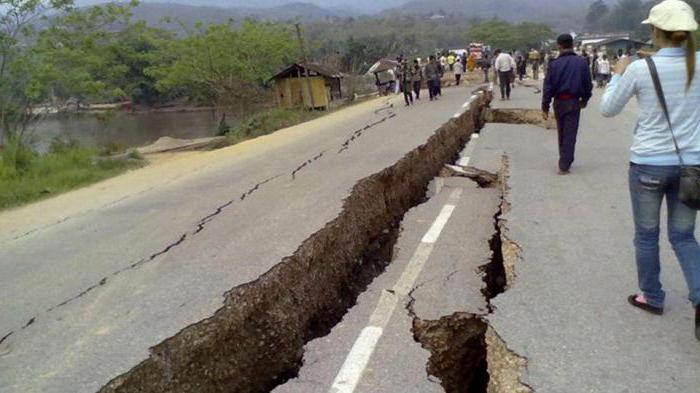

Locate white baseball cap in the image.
[642,0,699,31]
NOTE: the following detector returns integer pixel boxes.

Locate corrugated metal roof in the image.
[270,63,343,80]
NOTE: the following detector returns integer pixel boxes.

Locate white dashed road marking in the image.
[329,188,463,393]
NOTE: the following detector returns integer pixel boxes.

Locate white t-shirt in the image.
[495,53,515,72]
[454,59,463,74]
[597,59,611,75]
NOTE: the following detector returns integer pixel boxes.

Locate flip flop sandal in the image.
[628,294,664,315]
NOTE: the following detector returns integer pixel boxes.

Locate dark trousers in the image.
[455,74,462,85]
[554,98,581,171]
[428,80,438,100]
[484,68,490,82]
[403,83,413,105]
[413,81,421,99]
[498,71,511,99]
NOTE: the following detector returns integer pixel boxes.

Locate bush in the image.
[224,108,321,145]
[1,137,37,177]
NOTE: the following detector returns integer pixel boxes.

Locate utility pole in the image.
[294,23,316,110]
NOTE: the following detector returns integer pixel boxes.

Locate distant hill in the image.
[118,0,588,32]
[386,0,586,30]
[128,2,347,30]
[78,0,408,14]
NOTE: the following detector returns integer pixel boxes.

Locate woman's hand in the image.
[614,56,633,75]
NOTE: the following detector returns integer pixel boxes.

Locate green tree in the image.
[150,20,296,111]
[33,2,172,108]
[0,0,74,145]
[466,19,553,51]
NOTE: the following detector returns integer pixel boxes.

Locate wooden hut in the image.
[270,63,343,110]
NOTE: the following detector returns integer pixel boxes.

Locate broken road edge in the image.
[99,88,532,393]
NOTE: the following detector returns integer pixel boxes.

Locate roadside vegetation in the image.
[2,0,699,209]
[0,138,142,210]
[222,108,323,145]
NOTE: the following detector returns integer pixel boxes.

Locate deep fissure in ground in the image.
[99,95,489,393]
[485,108,555,129]
[410,173,509,393]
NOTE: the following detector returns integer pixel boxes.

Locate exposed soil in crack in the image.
[481,159,509,302]
[485,327,532,393]
[485,108,555,130]
[440,165,498,188]
[410,154,530,393]
[98,94,488,393]
[412,313,489,393]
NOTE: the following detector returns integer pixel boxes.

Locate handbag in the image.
[645,57,700,210]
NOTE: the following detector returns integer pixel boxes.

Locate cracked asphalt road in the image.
[0,86,475,393]
[274,176,498,393]
[476,84,700,392]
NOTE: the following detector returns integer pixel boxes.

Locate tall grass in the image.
[0,138,143,210]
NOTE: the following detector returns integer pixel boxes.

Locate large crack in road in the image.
[98,94,489,393]
[408,155,532,393]
[0,104,403,347]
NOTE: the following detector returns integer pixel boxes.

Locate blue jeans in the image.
[629,164,700,307]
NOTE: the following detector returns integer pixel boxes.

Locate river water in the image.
[28,110,222,153]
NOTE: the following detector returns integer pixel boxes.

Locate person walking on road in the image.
[424,56,440,101]
[599,0,700,341]
[436,58,445,97]
[412,59,423,100]
[516,54,527,81]
[495,49,516,100]
[482,54,491,83]
[467,52,476,72]
[454,58,463,85]
[542,34,593,174]
[529,48,541,80]
[596,54,612,87]
[400,60,414,106]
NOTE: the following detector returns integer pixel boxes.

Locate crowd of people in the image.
[484,45,643,101]
[375,49,493,107]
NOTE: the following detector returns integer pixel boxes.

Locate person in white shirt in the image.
[494,49,516,100]
[453,58,463,85]
[596,54,612,87]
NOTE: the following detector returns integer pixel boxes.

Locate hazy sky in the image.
[76,0,410,13]
[75,0,590,15]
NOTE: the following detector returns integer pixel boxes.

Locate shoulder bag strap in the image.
[645,57,685,166]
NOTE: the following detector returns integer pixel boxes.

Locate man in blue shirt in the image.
[542,34,593,174]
